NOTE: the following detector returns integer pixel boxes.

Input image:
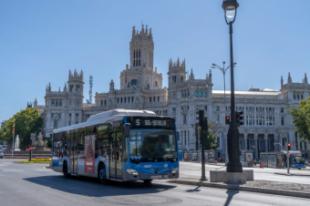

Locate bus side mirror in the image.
[124,123,130,137]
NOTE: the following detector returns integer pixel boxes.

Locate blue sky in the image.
[0,0,310,122]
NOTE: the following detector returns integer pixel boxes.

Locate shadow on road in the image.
[224,185,240,206]
[24,175,176,197]
[186,185,201,192]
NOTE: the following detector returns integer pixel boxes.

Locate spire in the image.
[206,70,212,84]
[189,69,195,80]
[109,79,115,92]
[303,73,308,84]
[69,70,72,80]
[281,76,284,88]
[149,28,152,38]
[33,98,38,107]
[132,26,136,37]
[63,84,67,92]
[288,72,292,84]
[169,58,173,69]
[46,82,51,92]
[80,70,83,80]
[141,24,145,34]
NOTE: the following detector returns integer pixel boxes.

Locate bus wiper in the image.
[130,158,141,164]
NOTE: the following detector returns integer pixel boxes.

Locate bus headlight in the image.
[172,168,178,175]
[126,169,139,176]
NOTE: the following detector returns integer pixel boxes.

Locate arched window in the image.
[133,49,141,66]
[155,81,158,87]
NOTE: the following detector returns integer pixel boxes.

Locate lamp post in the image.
[222,0,242,173]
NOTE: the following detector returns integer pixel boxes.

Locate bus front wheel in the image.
[143,179,152,185]
[98,163,107,183]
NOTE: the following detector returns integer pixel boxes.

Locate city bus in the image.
[51,109,179,184]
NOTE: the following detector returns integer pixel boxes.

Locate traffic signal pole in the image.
[287,143,291,175]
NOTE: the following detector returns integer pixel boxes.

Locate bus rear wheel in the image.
[98,163,107,183]
[63,161,70,177]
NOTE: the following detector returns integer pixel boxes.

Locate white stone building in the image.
[42,25,310,160]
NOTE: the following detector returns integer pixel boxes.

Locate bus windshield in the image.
[128,129,176,163]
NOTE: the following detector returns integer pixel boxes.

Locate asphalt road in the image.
[0,159,309,206]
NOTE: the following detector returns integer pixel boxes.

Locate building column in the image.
[254,134,258,160]
[264,134,268,152]
[244,133,248,150]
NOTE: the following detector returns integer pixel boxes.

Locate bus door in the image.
[110,129,123,179]
[70,135,79,175]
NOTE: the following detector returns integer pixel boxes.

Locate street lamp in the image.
[211,61,236,115]
[222,0,242,173]
[222,0,239,24]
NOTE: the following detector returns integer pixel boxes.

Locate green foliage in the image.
[201,122,218,150]
[291,97,310,141]
[0,107,43,150]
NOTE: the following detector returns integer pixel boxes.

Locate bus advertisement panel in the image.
[85,135,95,174]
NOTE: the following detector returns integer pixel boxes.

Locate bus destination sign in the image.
[129,117,175,129]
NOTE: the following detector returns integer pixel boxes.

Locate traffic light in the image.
[202,117,208,131]
[196,110,204,126]
[236,111,244,126]
[225,115,231,125]
[287,143,291,151]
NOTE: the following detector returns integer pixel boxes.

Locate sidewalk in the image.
[171,161,310,198]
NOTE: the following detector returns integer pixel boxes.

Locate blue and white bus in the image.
[51,109,179,184]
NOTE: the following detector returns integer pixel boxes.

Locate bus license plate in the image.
[151,175,167,179]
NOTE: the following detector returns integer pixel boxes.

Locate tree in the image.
[0,107,43,150]
[291,97,310,141]
[200,121,218,150]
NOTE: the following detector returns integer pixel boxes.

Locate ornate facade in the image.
[42,25,310,159]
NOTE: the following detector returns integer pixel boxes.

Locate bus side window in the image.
[63,132,70,156]
[77,131,84,154]
[96,124,111,158]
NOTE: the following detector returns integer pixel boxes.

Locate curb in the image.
[169,179,310,199]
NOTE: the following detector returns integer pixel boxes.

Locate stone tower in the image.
[167,58,186,102]
[120,25,162,91]
[168,58,186,88]
[44,70,84,136]
[130,25,154,69]
[67,70,84,125]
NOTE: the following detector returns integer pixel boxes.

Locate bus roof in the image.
[53,109,156,134]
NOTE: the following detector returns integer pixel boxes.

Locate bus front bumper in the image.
[123,171,179,181]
